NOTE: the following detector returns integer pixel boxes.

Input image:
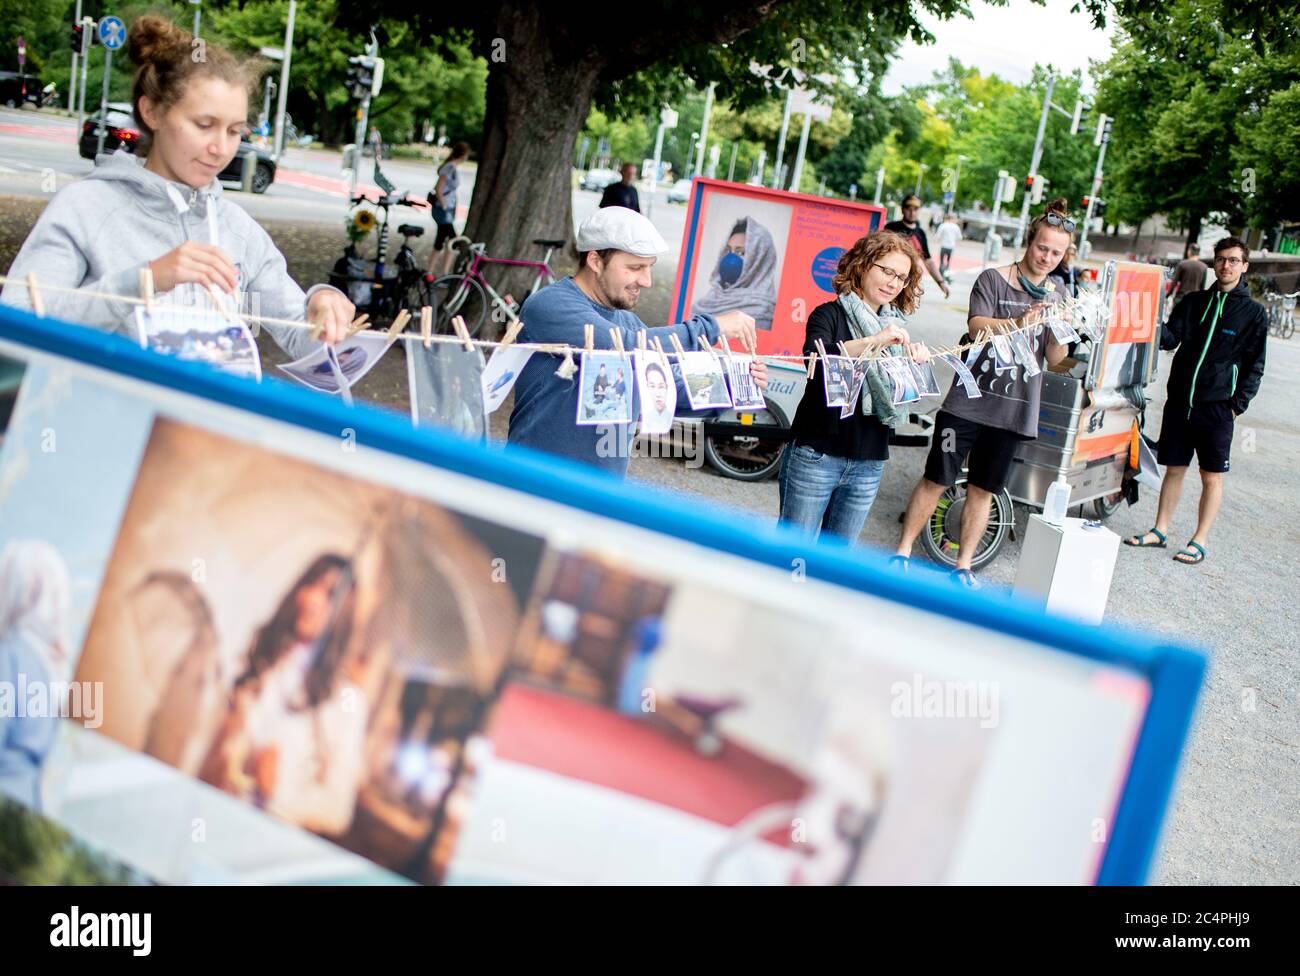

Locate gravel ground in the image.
[3,198,1296,885]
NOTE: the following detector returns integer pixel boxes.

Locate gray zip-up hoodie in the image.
[1,151,325,360]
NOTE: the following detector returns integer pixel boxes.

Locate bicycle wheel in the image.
[703,432,785,482]
[1091,490,1124,520]
[400,273,434,321]
[430,274,488,337]
[1284,317,1297,340]
[918,476,1015,571]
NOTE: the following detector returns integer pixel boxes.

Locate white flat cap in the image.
[575,206,669,257]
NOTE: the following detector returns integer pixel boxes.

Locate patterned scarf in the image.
[838,291,907,427]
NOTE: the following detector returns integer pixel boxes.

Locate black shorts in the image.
[433,219,456,250]
[1157,400,1233,473]
[923,410,1027,494]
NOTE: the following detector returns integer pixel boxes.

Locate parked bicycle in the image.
[331,192,436,325]
[429,236,565,336]
[1264,291,1297,339]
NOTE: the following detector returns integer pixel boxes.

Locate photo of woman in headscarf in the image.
[199,553,369,837]
[692,217,779,331]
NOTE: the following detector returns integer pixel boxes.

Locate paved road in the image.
[0,105,690,246]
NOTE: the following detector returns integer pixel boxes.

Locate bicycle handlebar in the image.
[349,193,427,210]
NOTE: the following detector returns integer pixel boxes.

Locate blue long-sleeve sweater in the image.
[507,277,720,476]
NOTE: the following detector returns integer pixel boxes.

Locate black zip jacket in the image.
[1160,279,1267,417]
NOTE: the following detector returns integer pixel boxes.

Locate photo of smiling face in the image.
[634,351,677,435]
[644,362,669,413]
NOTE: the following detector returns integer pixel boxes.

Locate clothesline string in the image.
[0,272,1110,366]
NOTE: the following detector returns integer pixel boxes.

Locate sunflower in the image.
[353,209,378,233]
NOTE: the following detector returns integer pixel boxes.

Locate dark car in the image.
[0,72,51,108]
[78,103,277,193]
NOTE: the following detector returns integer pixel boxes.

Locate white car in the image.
[667,178,692,203]
[580,168,622,192]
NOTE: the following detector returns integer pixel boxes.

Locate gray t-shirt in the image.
[941,267,1064,437]
[437,161,460,214]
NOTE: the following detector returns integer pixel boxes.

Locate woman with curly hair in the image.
[778,231,930,541]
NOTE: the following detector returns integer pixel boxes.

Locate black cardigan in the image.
[788,300,891,461]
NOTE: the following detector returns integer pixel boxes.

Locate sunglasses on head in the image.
[1041,212,1077,233]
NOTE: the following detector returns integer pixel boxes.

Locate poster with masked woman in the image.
[691,215,781,332]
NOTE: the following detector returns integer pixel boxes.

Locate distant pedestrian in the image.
[427,141,470,275]
[599,163,640,212]
[885,195,951,299]
[936,214,962,279]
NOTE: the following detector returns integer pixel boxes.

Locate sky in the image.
[881,0,1118,95]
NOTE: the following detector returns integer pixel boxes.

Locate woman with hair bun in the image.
[1,15,353,352]
[894,197,1075,587]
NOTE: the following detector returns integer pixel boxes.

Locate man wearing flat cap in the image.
[508,207,766,476]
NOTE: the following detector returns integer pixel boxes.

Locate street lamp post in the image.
[914,162,928,198]
[949,154,968,214]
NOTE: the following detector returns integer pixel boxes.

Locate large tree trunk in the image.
[1185,212,1203,250]
[464,4,604,323]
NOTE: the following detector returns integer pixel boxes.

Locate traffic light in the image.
[1071,100,1092,135]
[1082,196,1091,211]
[1094,198,1108,218]
[71,23,83,53]
[1095,114,1113,147]
[346,55,374,100]
[1031,176,1048,204]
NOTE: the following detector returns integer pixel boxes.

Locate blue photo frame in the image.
[0,303,1205,884]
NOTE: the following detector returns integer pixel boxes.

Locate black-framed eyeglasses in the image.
[1042,213,1077,232]
[872,263,910,285]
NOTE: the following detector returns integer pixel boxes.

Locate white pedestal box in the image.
[1013,515,1120,624]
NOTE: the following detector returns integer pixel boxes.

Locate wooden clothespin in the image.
[139,267,155,312]
[716,332,732,358]
[452,314,475,352]
[347,313,370,337]
[202,282,229,315]
[636,329,647,353]
[668,332,687,364]
[421,306,433,348]
[500,318,525,349]
[697,334,713,354]
[385,308,411,344]
[584,323,595,357]
[814,337,830,361]
[806,351,818,380]
[651,335,669,370]
[836,340,850,358]
[609,327,625,356]
[25,274,44,317]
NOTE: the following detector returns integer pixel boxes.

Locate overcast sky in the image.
[880,0,1117,95]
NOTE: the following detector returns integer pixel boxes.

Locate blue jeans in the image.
[778,443,886,541]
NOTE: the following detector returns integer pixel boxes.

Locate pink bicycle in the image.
[430,235,565,336]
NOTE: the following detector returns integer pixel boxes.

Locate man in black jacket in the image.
[1125,236,1267,565]
[599,164,641,212]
